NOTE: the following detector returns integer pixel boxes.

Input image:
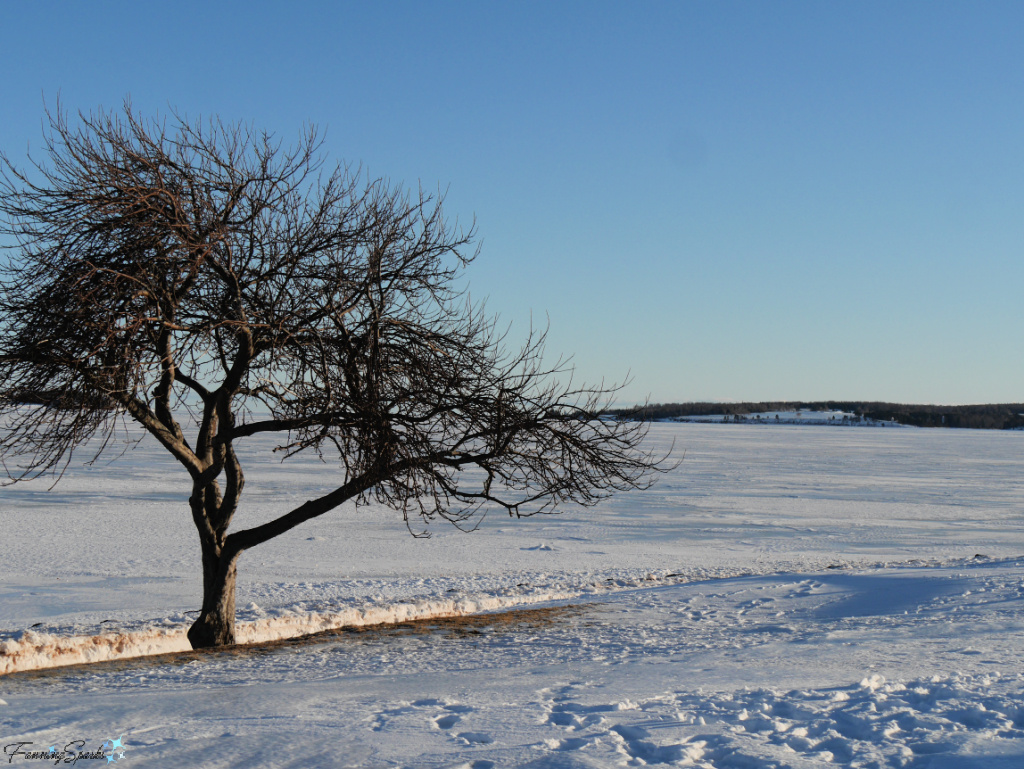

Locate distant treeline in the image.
[605,402,1024,430]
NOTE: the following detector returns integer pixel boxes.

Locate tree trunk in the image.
[187,544,241,648]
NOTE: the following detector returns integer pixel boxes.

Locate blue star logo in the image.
[101,735,127,763]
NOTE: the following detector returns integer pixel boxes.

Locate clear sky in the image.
[2,1,1022,405]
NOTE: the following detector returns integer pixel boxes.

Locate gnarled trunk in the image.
[187,543,241,648]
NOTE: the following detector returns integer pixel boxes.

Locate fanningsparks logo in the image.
[3,736,127,764]
[101,737,127,764]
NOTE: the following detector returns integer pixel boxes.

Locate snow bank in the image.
[232,588,581,645]
[0,626,189,676]
[0,588,580,676]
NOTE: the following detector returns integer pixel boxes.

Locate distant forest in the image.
[10,391,1024,430]
[605,402,1024,430]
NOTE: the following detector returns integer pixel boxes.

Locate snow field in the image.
[4,559,1024,767]
[2,422,1024,766]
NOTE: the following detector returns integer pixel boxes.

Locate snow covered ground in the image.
[2,423,1024,767]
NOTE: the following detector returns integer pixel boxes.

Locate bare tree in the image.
[0,103,669,648]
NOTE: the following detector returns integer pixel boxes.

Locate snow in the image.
[2,422,1024,767]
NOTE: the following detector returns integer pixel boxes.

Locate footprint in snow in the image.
[427,701,473,730]
[434,714,461,729]
[551,736,592,751]
[547,710,578,727]
[610,724,691,764]
[457,732,494,745]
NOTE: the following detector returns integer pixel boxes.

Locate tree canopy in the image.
[0,104,669,647]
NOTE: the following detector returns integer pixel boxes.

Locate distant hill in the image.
[604,402,1024,430]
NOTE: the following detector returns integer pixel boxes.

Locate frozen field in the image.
[2,423,1024,767]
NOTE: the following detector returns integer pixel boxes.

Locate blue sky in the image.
[2,1,1022,405]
